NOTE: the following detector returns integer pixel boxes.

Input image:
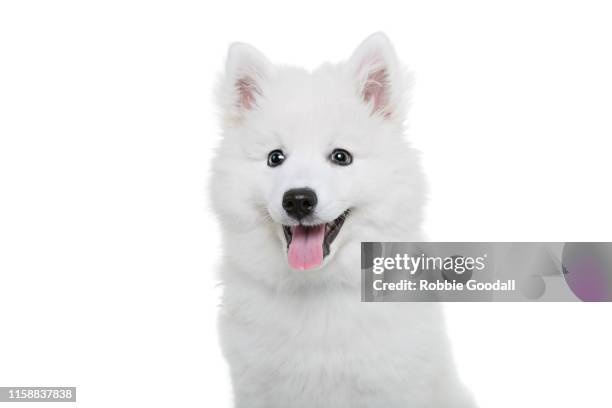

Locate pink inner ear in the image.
[363,68,390,116]
[236,76,260,110]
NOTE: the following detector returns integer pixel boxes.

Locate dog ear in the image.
[219,42,274,123]
[348,33,409,120]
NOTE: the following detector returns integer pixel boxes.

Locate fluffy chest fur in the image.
[219,272,472,408]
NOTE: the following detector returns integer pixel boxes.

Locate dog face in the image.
[212,33,425,286]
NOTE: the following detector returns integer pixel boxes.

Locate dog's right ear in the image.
[218,42,274,124]
[347,32,409,121]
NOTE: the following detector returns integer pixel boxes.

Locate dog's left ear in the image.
[348,33,409,120]
[218,42,275,124]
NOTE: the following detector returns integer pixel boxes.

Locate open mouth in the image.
[282,210,350,270]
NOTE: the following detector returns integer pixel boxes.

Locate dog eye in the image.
[267,149,286,167]
[329,148,353,166]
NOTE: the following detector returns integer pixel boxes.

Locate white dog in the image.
[211,33,475,408]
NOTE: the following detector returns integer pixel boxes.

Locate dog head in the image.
[212,33,425,287]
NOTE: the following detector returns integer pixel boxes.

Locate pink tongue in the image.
[287,225,326,270]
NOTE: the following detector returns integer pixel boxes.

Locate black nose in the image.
[282,188,318,220]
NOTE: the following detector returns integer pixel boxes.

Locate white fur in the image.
[211,33,475,407]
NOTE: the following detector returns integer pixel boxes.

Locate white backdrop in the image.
[1,1,611,407]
